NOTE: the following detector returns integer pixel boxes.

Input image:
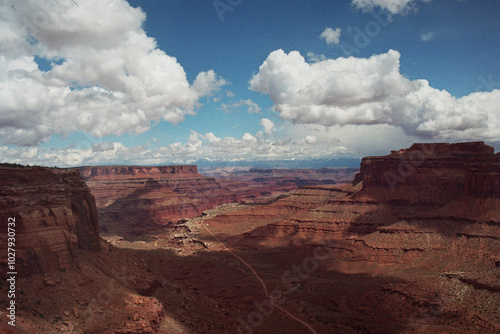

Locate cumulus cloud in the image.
[352,0,430,14]
[320,27,341,45]
[221,99,262,114]
[0,0,225,146]
[0,109,352,166]
[249,49,500,142]
[260,118,275,135]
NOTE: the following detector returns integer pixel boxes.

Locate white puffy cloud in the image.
[249,49,500,142]
[222,99,261,114]
[320,27,341,45]
[242,133,257,142]
[0,116,352,166]
[205,132,222,143]
[260,118,275,135]
[192,70,226,97]
[0,0,225,146]
[352,0,430,14]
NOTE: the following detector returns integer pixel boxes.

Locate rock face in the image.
[355,141,496,186]
[79,165,199,178]
[1,142,498,333]
[0,166,101,275]
[77,165,243,237]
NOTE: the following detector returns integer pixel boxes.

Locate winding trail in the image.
[200,222,317,334]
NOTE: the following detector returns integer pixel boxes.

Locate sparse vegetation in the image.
[0,162,60,169]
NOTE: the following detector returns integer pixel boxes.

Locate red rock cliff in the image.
[0,166,101,276]
[353,141,499,200]
[76,165,240,237]
[79,165,198,178]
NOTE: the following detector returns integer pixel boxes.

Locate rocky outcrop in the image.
[354,141,495,186]
[0,166,101,275]
[0,165,183,334]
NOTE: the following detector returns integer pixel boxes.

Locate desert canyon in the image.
[0,142,499,333]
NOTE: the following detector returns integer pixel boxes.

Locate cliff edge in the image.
[0,166,101,275]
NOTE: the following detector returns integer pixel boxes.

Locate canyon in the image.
[76,165,356,239]
[0,141,498,333]
[76,165,240,238]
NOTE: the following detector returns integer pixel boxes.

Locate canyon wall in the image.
[77,165,242,237]
[0,166,101,275]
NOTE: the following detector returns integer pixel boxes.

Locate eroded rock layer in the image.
[0,166,101,275]
[77,165,243,237]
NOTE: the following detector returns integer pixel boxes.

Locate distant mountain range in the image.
[190,157,362,169]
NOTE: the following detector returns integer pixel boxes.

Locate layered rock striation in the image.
[77,165,242,237]
[354,142,497,193]
[0,166,101,275]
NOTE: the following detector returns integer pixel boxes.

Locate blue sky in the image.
[1,0,499,166]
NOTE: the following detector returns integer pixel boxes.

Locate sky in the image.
[0,0,499,167]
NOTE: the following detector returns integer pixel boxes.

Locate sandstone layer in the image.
[0,166,101,275]
[77,165,242,237]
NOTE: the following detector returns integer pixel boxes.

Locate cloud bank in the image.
[249,49,500,142]
[0,118,349,167]
[0,0,225,146]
